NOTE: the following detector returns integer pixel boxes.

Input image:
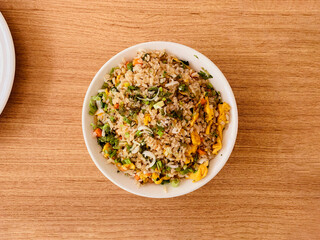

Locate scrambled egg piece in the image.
[187,130,202,157]
[212,137,222,155]
[103,143,112,157]
[154,179,163,184]
[144,114,151,125]
[190,112,199,127]
[205,120,213,135]
[204,96,214,122]
[217,102,231,126]
[212,102,230,154]
[152,172,159,180]
[151,173,170,184]
[191,130,201,146]
[105,89,109,95]
[217,103,230,141]
[217,125,223,140]
[188,161,209,182]
[156,177,170,184]
[139,173,151,183]
[184,157,192,164]
[120,163,135,171]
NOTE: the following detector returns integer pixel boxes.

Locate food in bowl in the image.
[88,50,230,187]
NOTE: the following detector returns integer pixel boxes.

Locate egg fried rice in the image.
[89,50,230,187]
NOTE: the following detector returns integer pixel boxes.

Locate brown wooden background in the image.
[0,1,319,239]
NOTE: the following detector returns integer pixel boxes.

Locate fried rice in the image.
[89,49,230,187]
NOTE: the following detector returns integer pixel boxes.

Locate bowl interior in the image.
[82,41,238,198]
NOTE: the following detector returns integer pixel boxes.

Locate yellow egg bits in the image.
[152,172,170,184]
[188,161,209,182]
[102,143,112,158]
[190,112,199,127]
[144,114,151,125]
[212,102,230,155]
[186,100,230,182]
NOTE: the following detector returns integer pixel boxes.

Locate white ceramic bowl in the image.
[82,41,238,198]
[0,13,15,115]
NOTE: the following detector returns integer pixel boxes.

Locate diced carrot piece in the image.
[94,128,102,137]
[133,58,142,66]
[114,103,119,109]
[146,173,152,177]
[197,149,206,155]
[200,98,206,105]
[134,175,140,181]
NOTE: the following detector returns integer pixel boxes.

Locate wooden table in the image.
[1,1,319,239]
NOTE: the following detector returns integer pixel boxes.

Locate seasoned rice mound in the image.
[89,50,230,187]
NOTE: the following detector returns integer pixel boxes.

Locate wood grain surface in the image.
[0,1,319,239]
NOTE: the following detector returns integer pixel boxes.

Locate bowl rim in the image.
[0,13,16,115]
[82,41,238,198]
